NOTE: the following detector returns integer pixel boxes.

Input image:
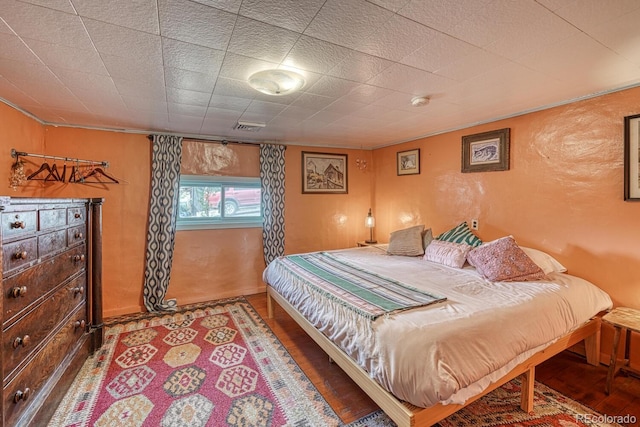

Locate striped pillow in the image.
[436,222,482,247]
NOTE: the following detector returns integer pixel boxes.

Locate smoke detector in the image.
[233,121,266,132]
[411,96,430,107]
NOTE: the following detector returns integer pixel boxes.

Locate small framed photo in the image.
[624,114,640,201]
[397,149,420,176]
[302,151,348,194]
[462,128,510,173]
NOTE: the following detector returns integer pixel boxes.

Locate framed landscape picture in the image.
[462,128,510,173]
[302,151,348,194]
[624,114,640,201]
[397,149,420,175]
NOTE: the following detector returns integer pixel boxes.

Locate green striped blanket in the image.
[274,252,446,320]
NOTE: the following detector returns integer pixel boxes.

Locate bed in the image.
[263,241,613,427]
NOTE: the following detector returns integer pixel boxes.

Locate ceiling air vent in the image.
[233,121,266,132]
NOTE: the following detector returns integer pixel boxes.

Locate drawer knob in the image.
[13,388,31,403]
[74,231,83,239]
[13,335,30,349]
[11,220,26,229]
[10,286,27,298]
[73,286,85,296]
[73,254,85,262]
[74,213,81,219]
[14,251,28,260]
[74,319,86,330]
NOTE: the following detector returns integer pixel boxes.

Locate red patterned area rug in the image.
[346,379,623,427]
[49,297,341,427]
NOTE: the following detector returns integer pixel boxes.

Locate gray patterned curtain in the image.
[143,134,183,312]
[260,144,286,265]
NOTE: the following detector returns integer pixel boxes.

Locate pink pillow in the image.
[467,236,546,282]
[423,240,471,268]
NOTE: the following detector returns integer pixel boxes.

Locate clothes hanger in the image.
[80,166,119,184]
[27,159,52,180]
[45,163,63,182]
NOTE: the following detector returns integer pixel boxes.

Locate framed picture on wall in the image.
[624,114,640,201]
[302,151,348,194]
[397,149,420,175]
[462,128,510,173]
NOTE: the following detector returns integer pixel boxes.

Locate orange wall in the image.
[170,142,374,306]
[1,113,372,316]
[372,87,640,365]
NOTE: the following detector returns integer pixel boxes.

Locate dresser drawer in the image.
[1,210,37,241]
[3,245,87,324]
[3,306,87,427]
[2,238,37,275]
[67,206,85,225]
[38,208,67,231]
[3,275,86,379]
[67,224,86,248]
[38,229,68,259]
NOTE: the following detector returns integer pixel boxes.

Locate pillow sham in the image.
[520,246,567,274]
[467,236,545,282]
[422,228,434,250]
[387,224,425,256]
[423,240,471,268]
[436,222,482,247]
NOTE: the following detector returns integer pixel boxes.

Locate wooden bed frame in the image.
[267,286,601,427]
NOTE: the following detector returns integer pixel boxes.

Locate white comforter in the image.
[263,246,613,408]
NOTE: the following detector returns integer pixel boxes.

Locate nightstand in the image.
[602,307,640,394]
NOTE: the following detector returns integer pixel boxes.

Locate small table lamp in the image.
[365,208,377,243]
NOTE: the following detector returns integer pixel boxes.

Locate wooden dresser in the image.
[0,197,103,426]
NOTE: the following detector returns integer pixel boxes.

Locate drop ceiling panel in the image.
[1,0,640,148]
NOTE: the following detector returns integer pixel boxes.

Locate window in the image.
[177,175,262,230]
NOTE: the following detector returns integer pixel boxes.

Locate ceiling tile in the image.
[327,51,394,83]
[114,78,166,102]
[551,0,640,31]
[165,67,218,93]
[19,0,76,13]
[291,93,336,110]
[588,8,640,66]
[358,15,435,62]
[433,49,509,82]
[162,38,225,75]
[101,54,165,82]
[72,0,160,34]
[400,32,478,72]
[2,1,94,50]
[158,0,236,50]
[369,63,455,95]
[303,0,393,53]
[52,68,117,93]
[26,38,108,75]
[367,0,412,13]
[84,18,162,63]
[227,16,300,63]
[218,53,279,81]
[307,76,360,98]
[0,33,41,63]
[283,36,352,74]
[191,0,242,14]
[239,0,325,33]
[209,94,252,111]
[167,87,212,107]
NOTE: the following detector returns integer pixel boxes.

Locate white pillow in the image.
[423,240,471,268]
[520,247,567,274]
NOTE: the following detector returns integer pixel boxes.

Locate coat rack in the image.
[10,148,118,187]
[11,148,109,167]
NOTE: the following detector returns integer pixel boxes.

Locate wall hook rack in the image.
[11,148,109,168]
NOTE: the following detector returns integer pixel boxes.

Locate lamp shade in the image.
[365,208,375,228]
[365,215,375,228]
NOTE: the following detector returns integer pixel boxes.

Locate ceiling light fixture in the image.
[248,69,305,96]
[411,96,430,107]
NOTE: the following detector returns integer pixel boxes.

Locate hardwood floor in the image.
[245,292,640,426]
